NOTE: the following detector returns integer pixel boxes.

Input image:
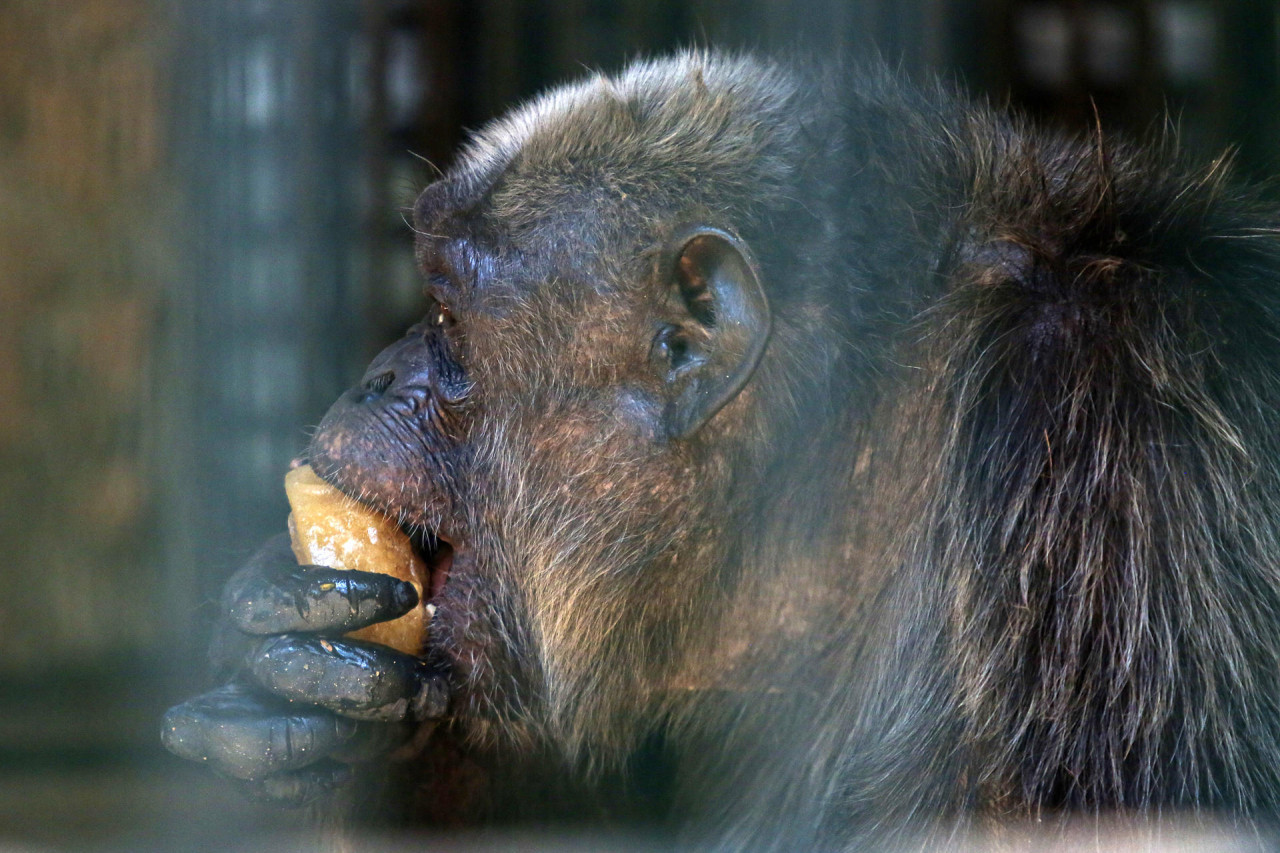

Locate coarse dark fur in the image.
[305,52,1280,848]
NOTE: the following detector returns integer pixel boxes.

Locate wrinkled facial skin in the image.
[307,176,728,740]
[310,316,471,537]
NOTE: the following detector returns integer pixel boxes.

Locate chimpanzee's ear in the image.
[652,227,772,440]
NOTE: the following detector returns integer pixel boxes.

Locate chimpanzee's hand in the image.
[161,534,449,806]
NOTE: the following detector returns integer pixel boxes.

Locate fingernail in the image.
[394,580,419,612]
[160,707,199,759]
[333,715,359,739]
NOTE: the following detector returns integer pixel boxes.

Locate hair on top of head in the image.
[454,51,810,226]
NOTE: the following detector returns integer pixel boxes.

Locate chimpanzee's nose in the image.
[349,327,440,405]
[356,370,395,402]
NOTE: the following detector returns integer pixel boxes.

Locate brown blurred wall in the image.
[0,0,168,670]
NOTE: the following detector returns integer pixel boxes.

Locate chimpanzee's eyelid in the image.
[420,280,459,331]
[423,274,457,312]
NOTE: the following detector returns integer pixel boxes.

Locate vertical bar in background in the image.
[162,0,372,659]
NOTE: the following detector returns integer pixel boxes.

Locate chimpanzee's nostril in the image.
[365,371,395,396]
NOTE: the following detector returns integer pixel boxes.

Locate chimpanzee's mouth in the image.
[294,456,457,604]
[406,526,455,602]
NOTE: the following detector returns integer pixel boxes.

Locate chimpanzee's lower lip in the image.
[407,526,455,601]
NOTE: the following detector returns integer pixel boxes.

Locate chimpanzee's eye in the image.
[424,282,456,328]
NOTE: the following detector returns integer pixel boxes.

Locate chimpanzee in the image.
[164,52,1280,848]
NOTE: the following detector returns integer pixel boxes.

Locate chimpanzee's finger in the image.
[161,682,362,780]
[225,534,418,636]
[247,635,449,722]
[235,759,353,807]
[209,611,257,680]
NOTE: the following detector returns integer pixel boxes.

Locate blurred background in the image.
[0,0,1277,849]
